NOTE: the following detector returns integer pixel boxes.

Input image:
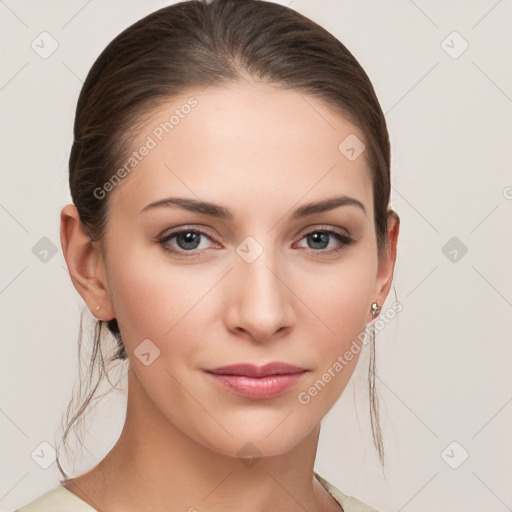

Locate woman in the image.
[16,0,399,510]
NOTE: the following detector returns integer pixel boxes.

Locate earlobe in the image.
[60,204,115,321]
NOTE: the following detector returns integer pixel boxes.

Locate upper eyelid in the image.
[160,225,217,241]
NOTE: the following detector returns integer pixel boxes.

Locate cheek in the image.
[105,245,217,357]
[292,257,376,418]
[302,254,376,346]
[104,242,177,344]
[108,268,166,341]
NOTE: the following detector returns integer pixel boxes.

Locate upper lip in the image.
[205,362,307,378]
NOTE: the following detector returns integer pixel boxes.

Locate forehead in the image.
[107,81,373,221]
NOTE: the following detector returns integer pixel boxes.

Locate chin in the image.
[192,414,318,461]
[206,434,306,461]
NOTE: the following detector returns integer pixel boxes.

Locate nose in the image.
[223,244,295,344]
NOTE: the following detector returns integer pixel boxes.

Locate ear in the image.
[371,210,400,318]
[60,204,115,321]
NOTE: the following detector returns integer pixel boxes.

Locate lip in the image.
[204,362,308,400]
[206,362,307,377]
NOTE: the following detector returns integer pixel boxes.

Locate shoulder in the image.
[314,471,382,512]
[17,476,380,512]
[14,485,97,512]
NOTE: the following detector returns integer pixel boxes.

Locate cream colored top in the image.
[15,472,380,512]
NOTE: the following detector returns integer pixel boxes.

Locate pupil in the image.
[178,231,200,250]
[309,232,328,249]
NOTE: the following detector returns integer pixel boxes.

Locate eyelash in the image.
[157,226,355,257]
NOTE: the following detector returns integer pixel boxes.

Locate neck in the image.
[64,367,337,512]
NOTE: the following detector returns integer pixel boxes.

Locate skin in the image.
[60,80,399,512]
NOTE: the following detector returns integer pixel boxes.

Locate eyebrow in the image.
[140,194,367,219]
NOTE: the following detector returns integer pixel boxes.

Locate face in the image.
[85,81,393,458]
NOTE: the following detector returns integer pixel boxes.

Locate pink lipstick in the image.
[204,362,307,399]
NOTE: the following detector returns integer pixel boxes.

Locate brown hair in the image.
[57,0,397,477]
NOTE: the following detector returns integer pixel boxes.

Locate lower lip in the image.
[205,372,306,399]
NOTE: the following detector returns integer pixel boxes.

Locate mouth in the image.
[204,362,308,400]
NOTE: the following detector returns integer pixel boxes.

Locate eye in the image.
[295,227,355,255]
[158,227,217,256]
[157,225,355,258]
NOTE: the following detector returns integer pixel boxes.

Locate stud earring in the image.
[370,301,380,318]
[95,306,100,311]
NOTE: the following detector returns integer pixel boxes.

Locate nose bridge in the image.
[226,234,294,340]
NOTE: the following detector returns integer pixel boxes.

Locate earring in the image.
[95,306,100,311]
[370,301,380,318]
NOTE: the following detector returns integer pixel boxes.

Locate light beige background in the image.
[1,1,511,511]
